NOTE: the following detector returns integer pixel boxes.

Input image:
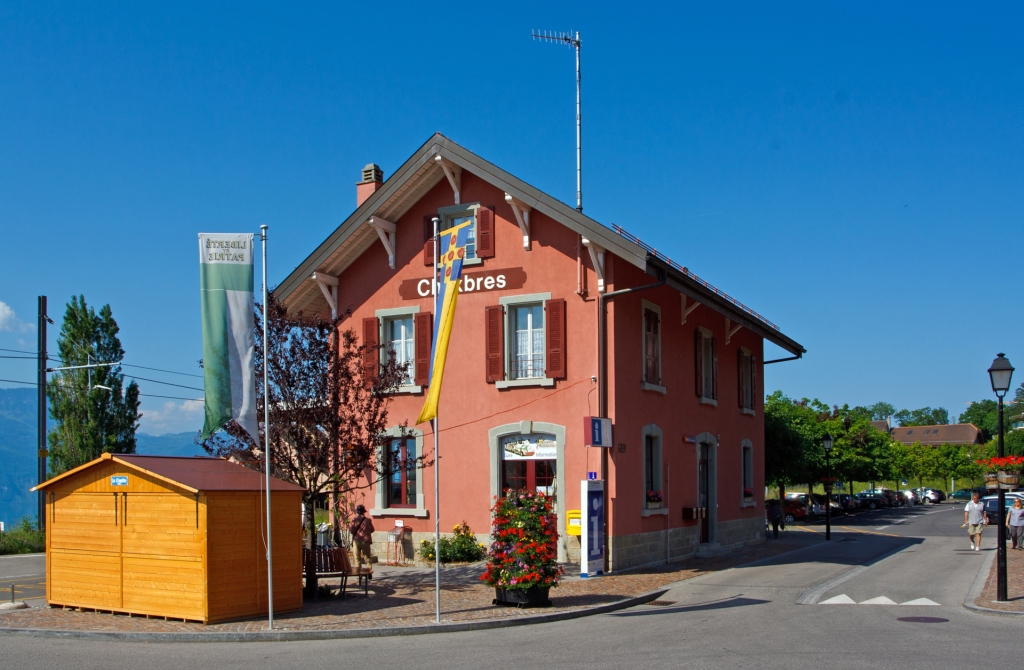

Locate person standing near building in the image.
[766,499,783,539]
[349,505,375,568]
[963,492,987,551]
[1006,497,1024,550]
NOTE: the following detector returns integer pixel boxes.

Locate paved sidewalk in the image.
[0,533,819,636]
[973,544,1024,613]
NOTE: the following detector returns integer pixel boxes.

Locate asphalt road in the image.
[1,503,1018,669]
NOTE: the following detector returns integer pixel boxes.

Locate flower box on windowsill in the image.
[646,501,662,509]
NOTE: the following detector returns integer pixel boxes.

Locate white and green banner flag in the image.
[199,233,259,441]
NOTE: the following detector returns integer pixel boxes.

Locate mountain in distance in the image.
[0,387,204,528]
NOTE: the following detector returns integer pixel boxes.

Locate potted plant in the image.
[743,487,755,500]
[646,490,664,509]
[977,456,1024,488]
[481,490,562,607]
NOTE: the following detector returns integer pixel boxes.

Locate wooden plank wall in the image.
[49,492,122,609]
[205,491,302,623]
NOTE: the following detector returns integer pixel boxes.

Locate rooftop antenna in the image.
[532,29,583,213]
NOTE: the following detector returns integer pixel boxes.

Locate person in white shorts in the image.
[964,492,987,551]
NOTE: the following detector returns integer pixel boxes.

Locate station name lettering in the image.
[397,267,527,301]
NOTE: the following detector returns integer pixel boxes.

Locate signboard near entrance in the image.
[583,417,613,448]
[581,479,604,578]
[398,267,527,300]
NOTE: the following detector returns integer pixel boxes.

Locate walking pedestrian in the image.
[767,499,783,539]
[963,492,987,552]
[349,505,375,568]
[1006,497,1024,550]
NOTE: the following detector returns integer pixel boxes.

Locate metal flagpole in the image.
[432,216,440,624]
[261,225,273,630]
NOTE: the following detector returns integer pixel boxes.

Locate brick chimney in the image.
[356,163,383,207]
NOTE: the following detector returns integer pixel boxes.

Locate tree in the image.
[958,400,998,441]
[894,407,949,427]
[764,392,814,497]
[200,294,416,598]
[47,296,141,476]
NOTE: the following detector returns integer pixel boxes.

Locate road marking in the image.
[797,543,909,605]
[900,598,939,606]
[860,596,897,605]
[820,594,857,604]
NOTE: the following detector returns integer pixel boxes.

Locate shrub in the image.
[418,522,486,563]
[480,490,562,592]
[0,517,45,555]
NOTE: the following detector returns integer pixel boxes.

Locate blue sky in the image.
[1,2,1021,434]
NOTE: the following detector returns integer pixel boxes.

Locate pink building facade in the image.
[277,134,804,570]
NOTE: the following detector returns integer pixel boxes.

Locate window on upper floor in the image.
[384,315,414,385]
[737,348,756,413]
[423,204,494,266]
[363,309,432,391]
[485,296,566,388]
[695,327,718,404]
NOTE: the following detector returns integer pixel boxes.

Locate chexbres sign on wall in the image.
[398,267,526,300]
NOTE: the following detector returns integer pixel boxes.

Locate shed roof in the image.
[890,424,983,447]
[33,453,306,493]
[274,132,805,357]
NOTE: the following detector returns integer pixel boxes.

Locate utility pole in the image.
[37,296,48,529]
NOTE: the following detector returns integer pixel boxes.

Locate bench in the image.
[302,546,372,598]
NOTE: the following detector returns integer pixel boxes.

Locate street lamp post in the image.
[823,434,833,541]
[988,353,1014,603]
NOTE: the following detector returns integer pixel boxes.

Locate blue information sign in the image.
[580,479,604,578]
[110,476,128,486]
[583,416,613,448]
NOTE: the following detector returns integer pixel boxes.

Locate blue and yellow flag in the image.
[417,221,472,424]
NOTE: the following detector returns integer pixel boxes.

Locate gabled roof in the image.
[891,423,984,447]
[275,133,804,356]
[32,453,306,493]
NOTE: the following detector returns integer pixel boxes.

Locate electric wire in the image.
[121,375,203,392]
[0,378,201,402]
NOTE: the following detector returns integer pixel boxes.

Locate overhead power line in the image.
[121,363,203,379]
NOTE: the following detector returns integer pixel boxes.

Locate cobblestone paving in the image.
[975,544,1024,612]
[0,535,817,634]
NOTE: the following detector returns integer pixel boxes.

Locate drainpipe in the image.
[597,269,666,572]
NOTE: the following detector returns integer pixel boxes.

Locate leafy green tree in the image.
[958,400,998,441]
[764,392,814,497]
[47,296,141,475]
[894,407,949,427]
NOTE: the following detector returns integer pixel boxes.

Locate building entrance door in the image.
[698,443,710,544]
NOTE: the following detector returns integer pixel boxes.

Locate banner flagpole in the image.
[432,215,440,624]
[261,224,273,630]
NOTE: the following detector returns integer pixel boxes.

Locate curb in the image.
[0,588,668,643]
[962,549,1024,618]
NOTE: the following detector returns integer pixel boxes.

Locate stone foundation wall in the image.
[716,516,764,548]
[608,525,701,572]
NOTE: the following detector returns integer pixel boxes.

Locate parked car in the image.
[982,493,1024,525]
[854,492,888,510]
[864,488,898,507]
[836,494,858,511]
[949,488,976,502]
[912,488,946,503]
[901,489,919,505]
[782,499,809,524]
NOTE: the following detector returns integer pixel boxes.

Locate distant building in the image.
[870,419,891,435]
[891,423,983,447]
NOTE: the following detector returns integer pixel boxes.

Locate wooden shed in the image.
[32,453,304,623]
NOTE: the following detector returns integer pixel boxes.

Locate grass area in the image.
[0,517,44,555]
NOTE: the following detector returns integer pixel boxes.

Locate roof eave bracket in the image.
[582,237,606,293]
[368,216,397,270]
[435,155,462,205]
[505,193,532,250]
[681,294,700,324]
[725,317,742,344]
[311,272,339,320]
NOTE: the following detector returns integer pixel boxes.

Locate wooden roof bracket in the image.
[681,294,700,324]
[367,216,397,269]
[434,155,462,205]
[582,237,606,293]
[725,317,742,344]
[310,272,338,319]
[504,193,532,250]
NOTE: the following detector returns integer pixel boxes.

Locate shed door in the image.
[49,492,123,609]
[121,493,205,619]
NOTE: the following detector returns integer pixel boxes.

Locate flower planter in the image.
[494,586,551,608]
[646,501,662,509]
[997,471,1021,486]
[985,473,999,489]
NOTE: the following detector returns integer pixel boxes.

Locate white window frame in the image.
[371,426,428,517]
[740,346,755,415]
[740,439,755,508]
[437,202,483,266]
[641,424,667,516]
[496,293,554,389]
[641,299,666,394]
[376,306,421,394]
[699,325,717,406]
